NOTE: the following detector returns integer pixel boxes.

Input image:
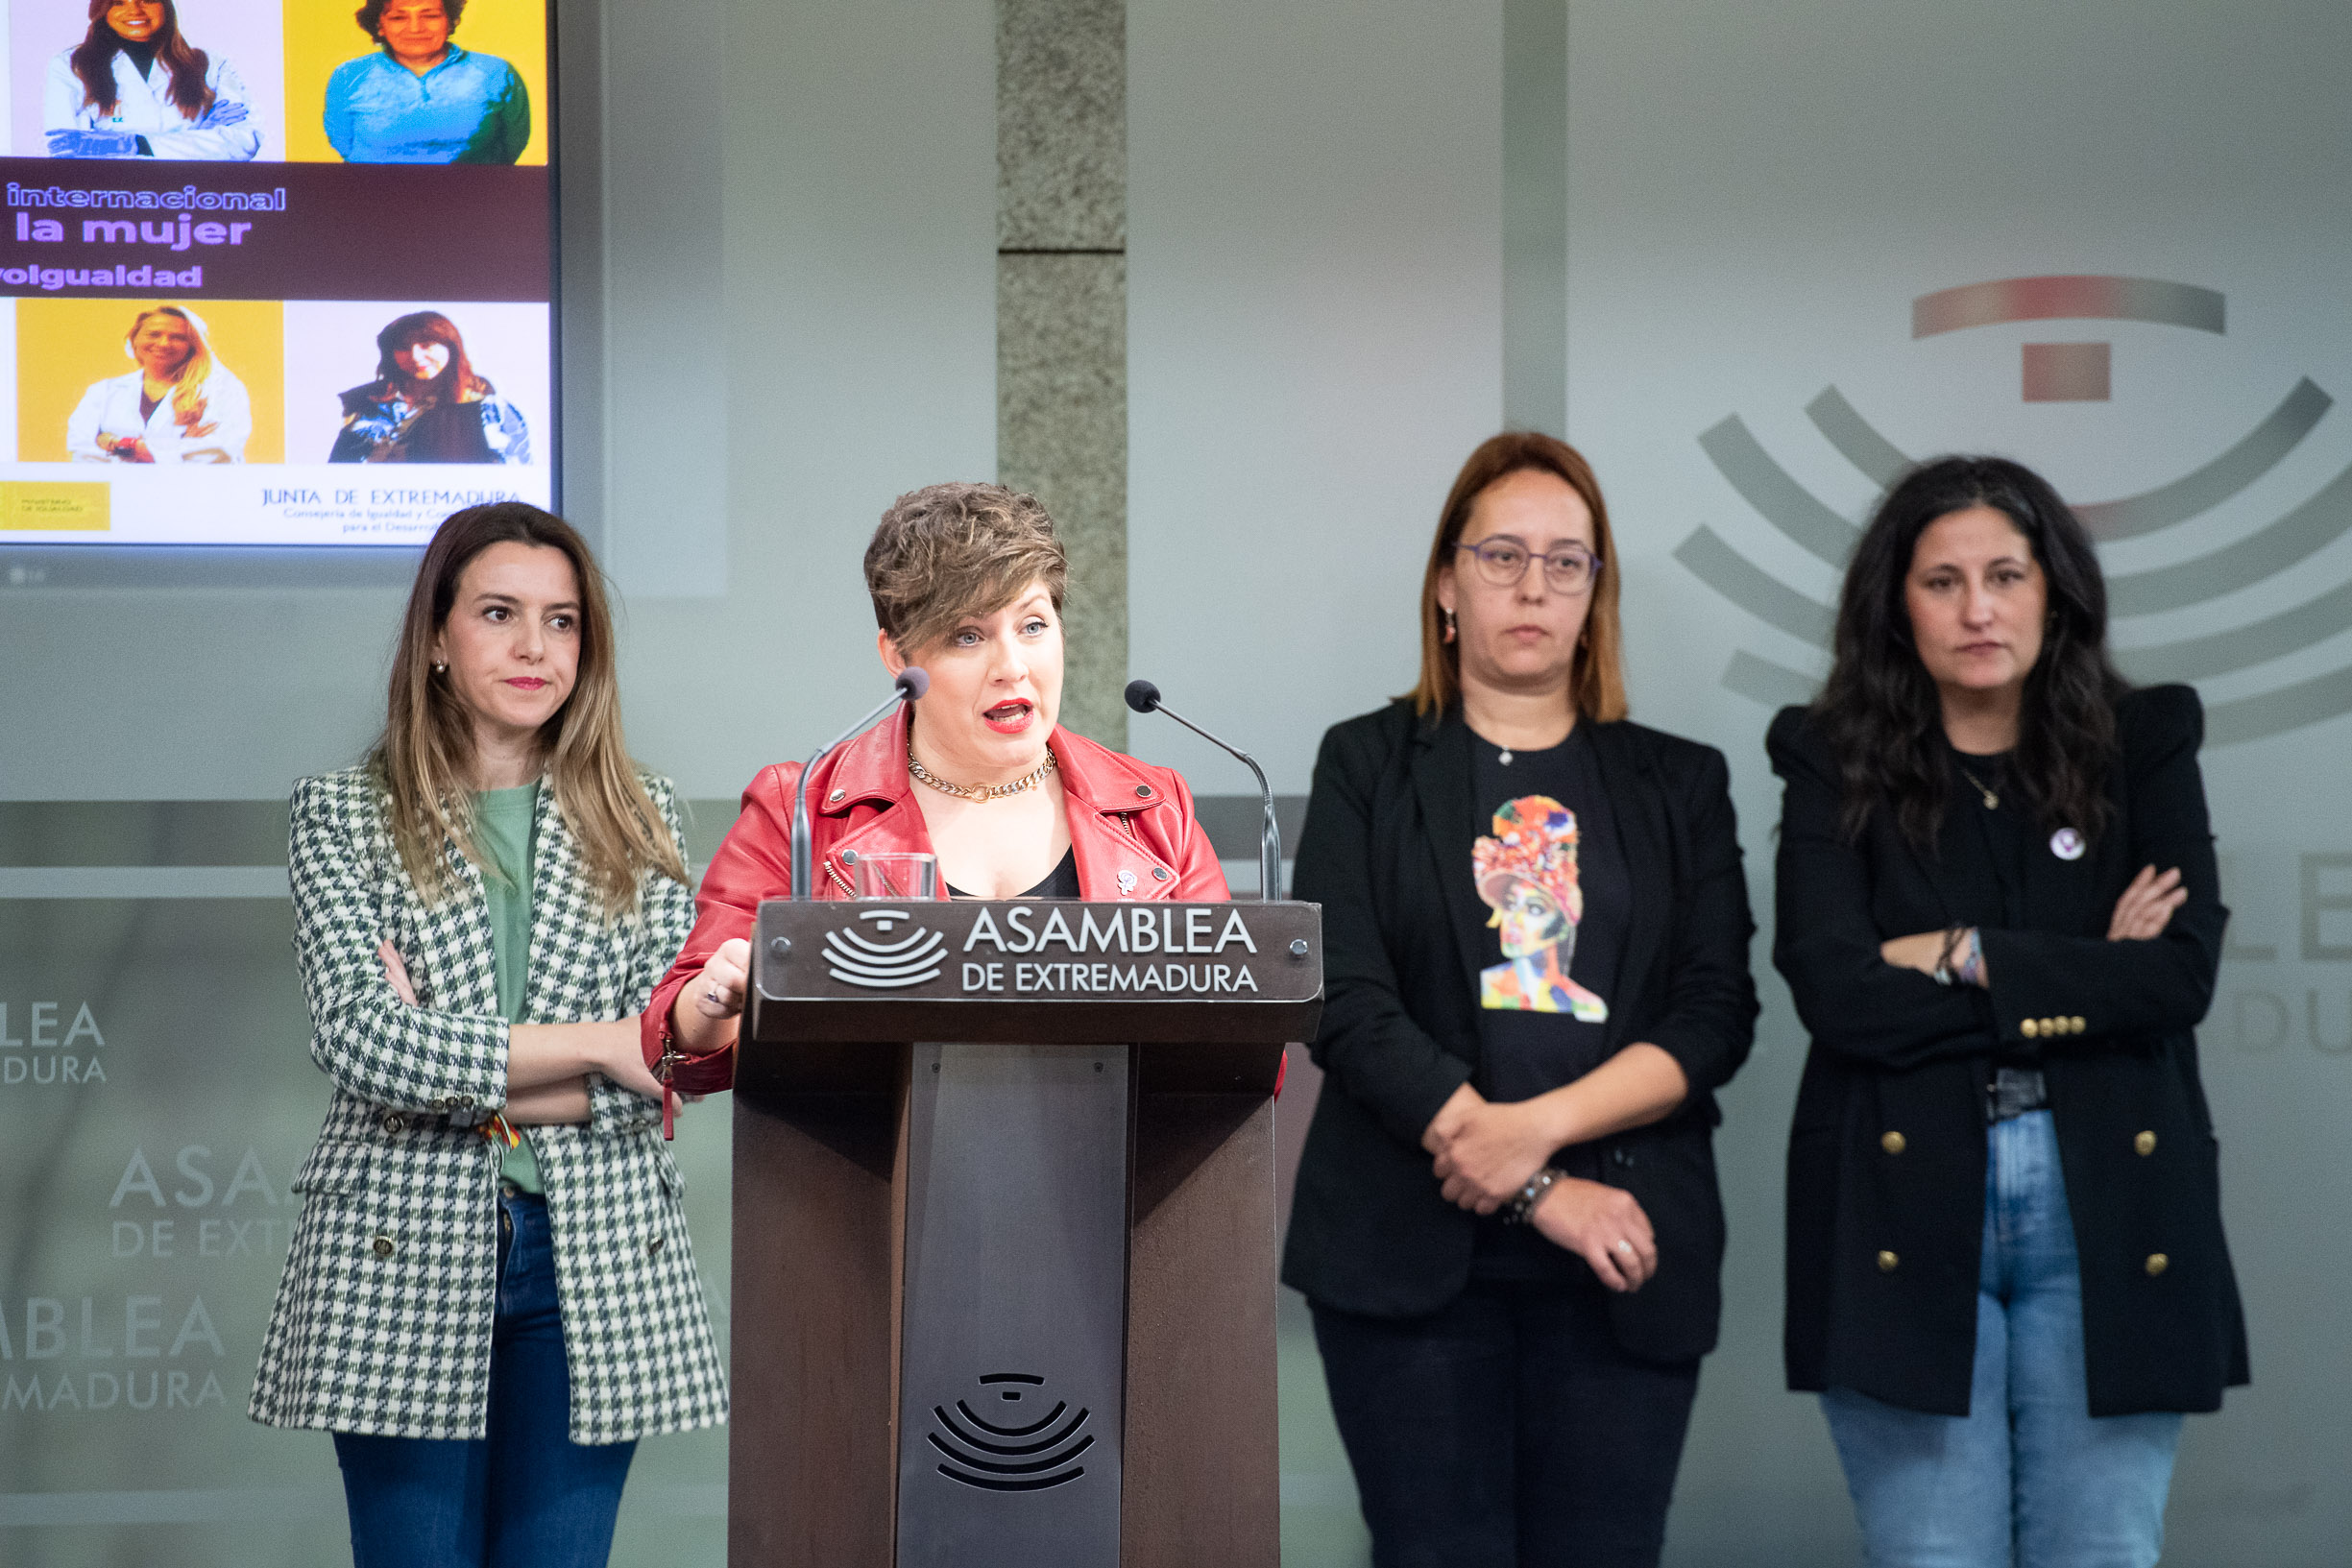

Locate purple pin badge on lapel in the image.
[2049,827,2085,861]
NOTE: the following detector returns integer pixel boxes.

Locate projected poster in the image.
[0,0,551,546]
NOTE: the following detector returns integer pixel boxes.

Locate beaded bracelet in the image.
[1932,926,1987,988]
[1952,927,1987,987]
[1505,1166,1566,1225]
[1932,926,1964,985]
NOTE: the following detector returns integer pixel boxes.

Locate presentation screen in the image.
[0,0,552,547]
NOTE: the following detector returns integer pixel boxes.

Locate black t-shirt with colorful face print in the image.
[1465,725,1630,1278]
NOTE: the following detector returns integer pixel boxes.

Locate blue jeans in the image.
[334,1192,637,1568]
[1823,1111,2182,1568]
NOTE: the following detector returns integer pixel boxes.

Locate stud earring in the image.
[1441,607,1457,644]
[432,662,448,674]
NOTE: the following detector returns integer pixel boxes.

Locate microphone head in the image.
[896,666,930,700]
[1124,679,1161,714]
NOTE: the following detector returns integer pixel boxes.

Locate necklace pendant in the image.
[908,743,1057,801]
[1956,763,2000,811]
[1499,748,1514,766]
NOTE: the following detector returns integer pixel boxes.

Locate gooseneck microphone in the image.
[1125,679,1281,901]
[790,667,929,901]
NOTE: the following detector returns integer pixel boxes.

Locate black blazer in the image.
[1280,701,1758,1361]
[1769,686,2249,1417]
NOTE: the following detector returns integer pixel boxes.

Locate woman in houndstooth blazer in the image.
[251,503,727,1567]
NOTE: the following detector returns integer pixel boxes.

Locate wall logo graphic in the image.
[1676,274,2352,744]
[2,998,107,1087]
[928,1372,1094,1491]
[822,908,948,989]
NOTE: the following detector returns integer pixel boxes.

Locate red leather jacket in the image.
[643,708,1231,1093]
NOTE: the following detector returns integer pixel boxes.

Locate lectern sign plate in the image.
[746,900,1323,1048]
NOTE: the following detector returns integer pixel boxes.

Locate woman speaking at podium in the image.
[646,481,1227,1088]
[251,503,727,1566]
[1283,433,1758,1568]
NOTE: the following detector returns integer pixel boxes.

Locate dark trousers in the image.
[1311,1277,1701,1568]
[333,1192,637,1568]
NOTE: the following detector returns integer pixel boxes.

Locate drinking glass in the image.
[853,852,939,901]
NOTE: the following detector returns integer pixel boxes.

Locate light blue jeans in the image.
[1823,1111,2183,1568]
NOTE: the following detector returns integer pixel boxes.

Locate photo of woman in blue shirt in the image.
[323,0,528,164]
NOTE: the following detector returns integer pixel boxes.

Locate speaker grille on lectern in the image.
[928,1373,1095,1491]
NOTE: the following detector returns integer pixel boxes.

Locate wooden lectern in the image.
[728,898,1322,1568]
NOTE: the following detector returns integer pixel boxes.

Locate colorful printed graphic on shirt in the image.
[1473,794,1609,1021]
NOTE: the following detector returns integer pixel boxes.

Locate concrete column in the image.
[998,0,1128,747]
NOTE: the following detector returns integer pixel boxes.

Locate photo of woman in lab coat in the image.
[66,305,253,465]
[43,0,261,161]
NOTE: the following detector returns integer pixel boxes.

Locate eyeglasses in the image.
[1452,538,1602,594]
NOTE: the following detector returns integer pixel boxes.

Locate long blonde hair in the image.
[376,503,687,913]
[128,306,213,423]
[1405,431,1628,723]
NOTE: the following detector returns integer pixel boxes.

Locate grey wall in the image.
[6,1,2349,1564]
[1127,0,1502,799]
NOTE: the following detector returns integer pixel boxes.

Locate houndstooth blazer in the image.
[249,765,729,1444]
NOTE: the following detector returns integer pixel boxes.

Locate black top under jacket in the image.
[1280,701,1758,1363]
[1465,726,1630,1281]
[1769,685,2250,1417]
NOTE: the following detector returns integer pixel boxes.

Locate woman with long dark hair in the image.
[1283,433,1758,1567]
[1770,455,2246,1566]
[42,0,259,160]
[250,503,726,1565]
[329,310,530,465]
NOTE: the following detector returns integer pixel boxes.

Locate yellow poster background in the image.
[282,0,550,166]
[17,300,287,464]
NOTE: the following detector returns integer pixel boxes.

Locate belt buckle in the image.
[1985,1067,2048,1122]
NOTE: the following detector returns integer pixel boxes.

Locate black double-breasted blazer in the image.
[1280,701,1758,1362]
[1769,685,2249,1417]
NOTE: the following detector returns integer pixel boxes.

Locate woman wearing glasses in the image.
[1284,432,1758,1567]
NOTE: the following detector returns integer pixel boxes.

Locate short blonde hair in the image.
[864,482,1068,656]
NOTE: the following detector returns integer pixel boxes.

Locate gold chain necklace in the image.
[1956,762,2000,810]
[907,744,1057,802]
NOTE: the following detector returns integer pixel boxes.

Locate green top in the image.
[474,784,545,1194]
